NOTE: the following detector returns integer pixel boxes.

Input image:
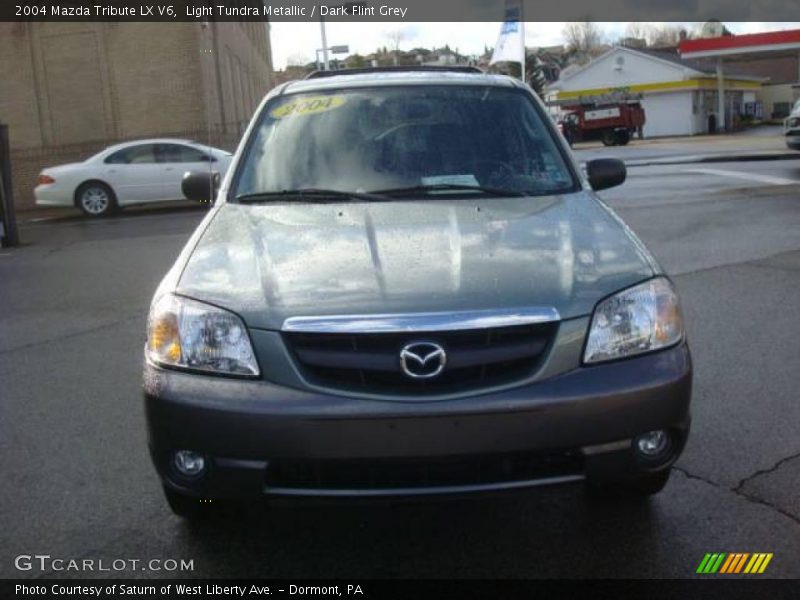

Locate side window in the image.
[128,145,158,164]
[105,148,130,164]
[105,145,158,164]
[156,144,213,163]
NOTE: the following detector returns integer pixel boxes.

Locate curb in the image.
[623,151,799,167]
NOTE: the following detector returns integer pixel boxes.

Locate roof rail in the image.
[305,66,483,79]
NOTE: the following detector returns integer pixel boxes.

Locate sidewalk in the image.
[621,150,798,167]
[574,126,798,166]
[15,200,203,224]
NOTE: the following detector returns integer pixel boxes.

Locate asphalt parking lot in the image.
[1,156,799,579]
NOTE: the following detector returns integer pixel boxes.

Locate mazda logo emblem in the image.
[399,341,447,379]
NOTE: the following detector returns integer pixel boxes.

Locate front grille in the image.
[283,322,557,396]
[264,451,583,491]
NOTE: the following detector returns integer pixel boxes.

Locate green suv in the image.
[143,67,691,519]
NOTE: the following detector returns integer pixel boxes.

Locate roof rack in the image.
[305,66,483,79]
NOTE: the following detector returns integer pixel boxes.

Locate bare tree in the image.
[562,22,604,64]
[384,29,407,66]
[647,25,689,47]
[286,52,310,67]
[623,22,653,43]
[620,23,691,49]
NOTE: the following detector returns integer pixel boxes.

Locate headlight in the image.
[146,294,259,376]
[584,277,683,364]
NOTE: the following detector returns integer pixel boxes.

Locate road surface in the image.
[1,157,799,579]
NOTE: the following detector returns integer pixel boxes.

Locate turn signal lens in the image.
[37,174,55,185]
[148,312,181,363]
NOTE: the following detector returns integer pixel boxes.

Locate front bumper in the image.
[785,132,800,150]
[144,343,692,499]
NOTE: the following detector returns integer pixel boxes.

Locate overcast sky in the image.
[270,22,800,69]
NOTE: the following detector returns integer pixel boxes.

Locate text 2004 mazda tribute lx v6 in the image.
[143,68,691,518]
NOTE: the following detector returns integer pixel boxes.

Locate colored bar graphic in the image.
[734,553,749,573]
[699,552,773,575]
[758,554,773,573]
[702,553,719,573]
[744,554,760,573]
[712,553,726,573]
[696,554,713,573]
[720,554,736,573]
[720,553,738,573]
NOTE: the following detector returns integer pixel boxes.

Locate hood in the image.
[176,192,658,330]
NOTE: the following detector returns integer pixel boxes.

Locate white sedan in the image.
[34,138,232,217]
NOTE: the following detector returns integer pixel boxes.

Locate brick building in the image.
[0,22,274,210]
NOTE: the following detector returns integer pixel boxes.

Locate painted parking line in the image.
[687,168,796,186]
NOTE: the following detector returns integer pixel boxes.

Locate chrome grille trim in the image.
[282,307,560,334]
[263,475,585,497]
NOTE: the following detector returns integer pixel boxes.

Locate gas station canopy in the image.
[679,29,800,131]
[680,29,800,60]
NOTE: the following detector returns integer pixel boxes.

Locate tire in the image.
[615,130,631,145]
[586,469,671,500]
[163,486,217,520]
[601,130,617,146]
[76,181,116,217]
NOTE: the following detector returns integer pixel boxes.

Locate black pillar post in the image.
[0,123,20,248]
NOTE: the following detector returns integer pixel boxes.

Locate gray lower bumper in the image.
[144,343,691,498]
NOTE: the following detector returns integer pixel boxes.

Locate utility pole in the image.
[319,19,330,70]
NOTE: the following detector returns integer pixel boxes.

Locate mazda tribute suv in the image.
[143,67,691,518]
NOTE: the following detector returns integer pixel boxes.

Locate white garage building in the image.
[549,47,763,137]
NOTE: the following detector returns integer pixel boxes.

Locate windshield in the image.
[233,85,577,199]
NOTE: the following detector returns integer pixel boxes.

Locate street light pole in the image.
[319,19,330,70]
[319,2,364,71]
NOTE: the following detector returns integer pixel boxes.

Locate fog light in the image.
[635,430,670,458]
[173,450,206,477]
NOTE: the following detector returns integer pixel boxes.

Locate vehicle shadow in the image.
[173,483,660,578]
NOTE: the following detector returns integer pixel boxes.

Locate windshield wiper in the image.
[235,188,389,204]
[368,184,526,197]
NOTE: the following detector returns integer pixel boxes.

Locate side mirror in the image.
[182,171,220,203]
[586,159,626,191]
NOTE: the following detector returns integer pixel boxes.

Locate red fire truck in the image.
[553,93,646,147]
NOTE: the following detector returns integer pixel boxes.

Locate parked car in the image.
[34,139,232,217]
[144,67,691,519]
[785,98,800,150]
